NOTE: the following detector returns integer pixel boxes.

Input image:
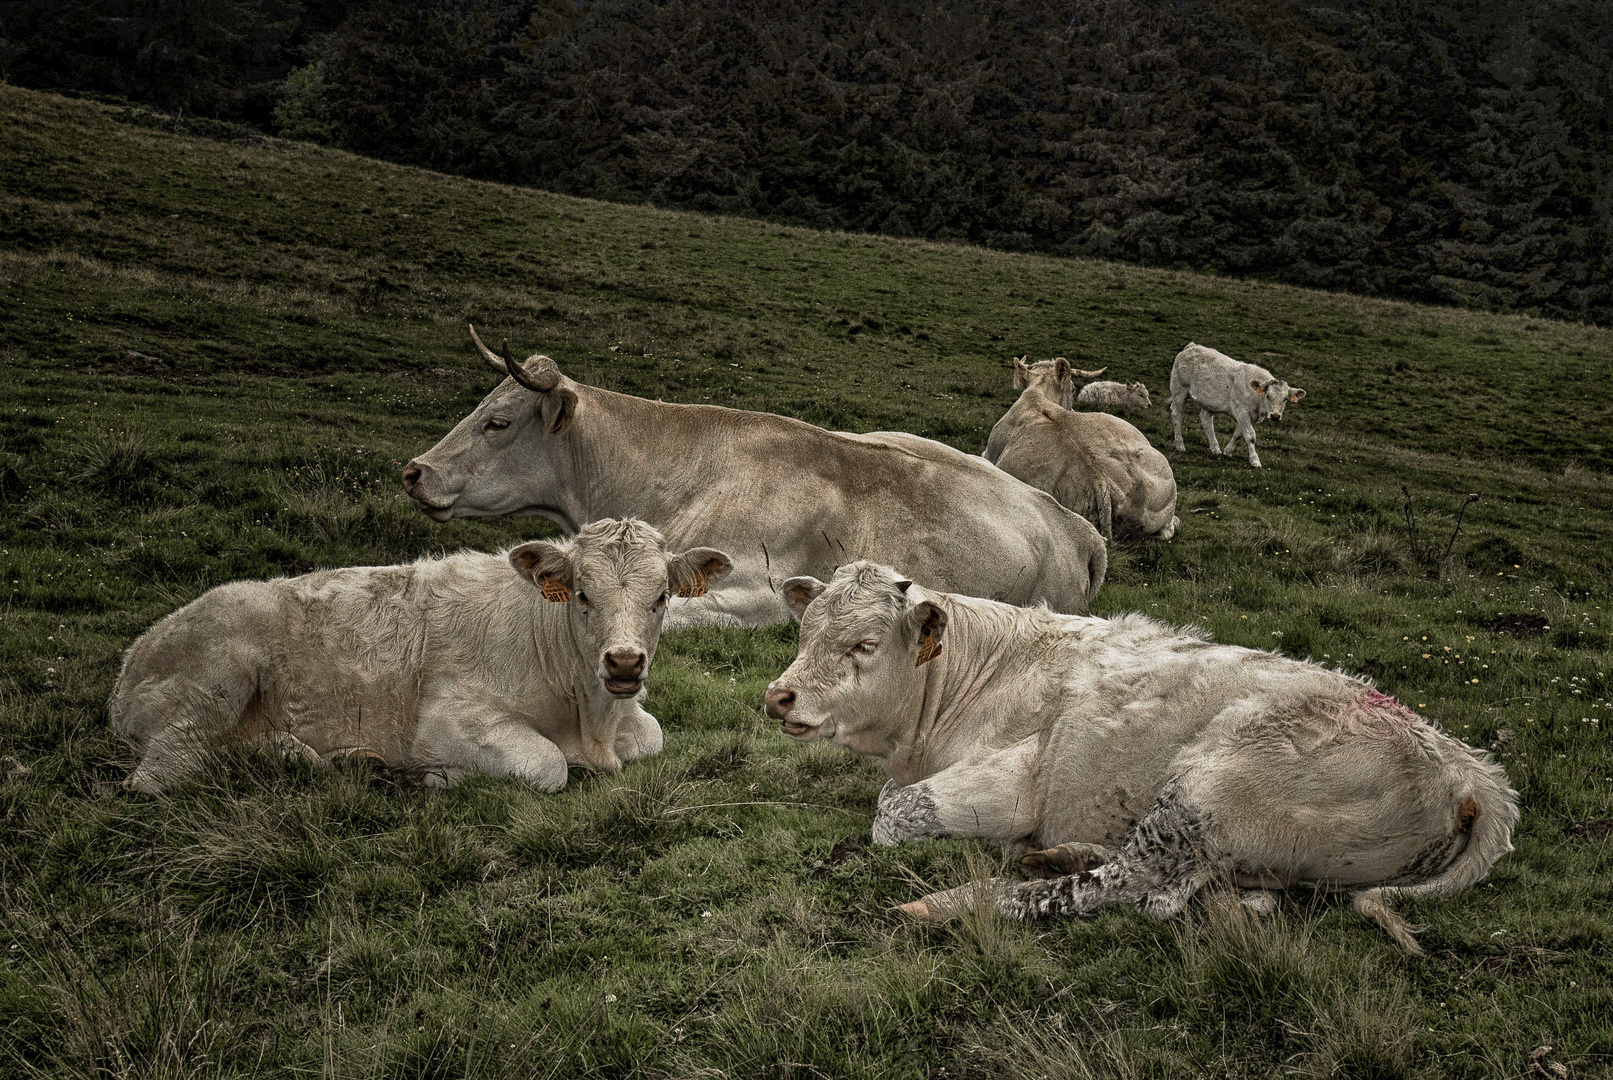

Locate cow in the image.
[400,327,1107,628]
[983,357,1179,540]
[1169,342,1307,468]
[1076,380,1152,413]
[763,562,1518,952]
[109,519,732,794]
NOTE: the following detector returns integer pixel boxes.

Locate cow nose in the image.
[401,462,424,494]
[765,687,796,720]
[605,649,646,680]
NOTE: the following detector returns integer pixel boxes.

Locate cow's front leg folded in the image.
[899,791,1212,922]
[872,739,1042,846]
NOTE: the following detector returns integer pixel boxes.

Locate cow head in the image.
[763,562,946,750]
[509,519,732,697]
[1012,356,1104,410]
[1250,378,1306,422]
[402,326,582,524]
[1126,381,1153,409]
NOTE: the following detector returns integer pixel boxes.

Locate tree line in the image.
[6,0,1610,325]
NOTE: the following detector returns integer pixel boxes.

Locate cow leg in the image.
[1198,409,1222,455]
[872,739,1042,846]
[900,791,1212,921]
[1170,390,1188,450]
[1227,417,1261,467]
[423,720,571,791]
[613,703,664,764]
[1018,841,1116,878]
[123,719,212,794]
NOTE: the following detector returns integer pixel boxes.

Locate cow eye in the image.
[574,590,591,609]
[484,416,511,432]
[850,640,878,656]
[652,593,667,612]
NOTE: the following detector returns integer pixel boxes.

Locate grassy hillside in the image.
[1,85,1609,1079]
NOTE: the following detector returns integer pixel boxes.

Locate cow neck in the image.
[891,597,1031,784]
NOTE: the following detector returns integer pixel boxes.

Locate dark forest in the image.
[5,0,1610,324]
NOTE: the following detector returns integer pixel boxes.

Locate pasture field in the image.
[1,85,1610,1079]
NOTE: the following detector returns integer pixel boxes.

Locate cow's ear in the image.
[669,548,734,599]
[780,576,827,621]
[541,386,578,436]
[509,541,574,602]
[907,601,948,667]
[1012,355,1031,389]
[1054,357,1072,382]
[1288,387,1306,402]
[1250,379,1266,393]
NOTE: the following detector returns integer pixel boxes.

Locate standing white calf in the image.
[763,562,1517,951]
[1169,342,1306,467]
[1076,380,1152,413]
[110,519,731,793]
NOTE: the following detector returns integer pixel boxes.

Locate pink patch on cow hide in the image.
[1342,689,1427,739]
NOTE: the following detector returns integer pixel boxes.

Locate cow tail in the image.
[1351,753,1519,954]
[1086,539,1107,610]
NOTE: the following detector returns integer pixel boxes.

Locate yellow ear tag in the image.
[675,572,708,599]
[539,577,572,603]
[915,638,943,667]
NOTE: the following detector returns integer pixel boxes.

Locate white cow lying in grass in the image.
[763,562,1518,952]
[110,519,731,794]
[1076,379,1152,413]
[1169,342,1306,467]
[985,357,1179,540]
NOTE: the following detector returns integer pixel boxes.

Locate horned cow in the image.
[763,562,1518,952]
[400,328,1106,628]
[110,519,731,793]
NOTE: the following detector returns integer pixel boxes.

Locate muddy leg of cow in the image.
[900,791,1213,921]
[1018,841,1116,878]
[872,739,1042,847]
[1197,410,1222,455]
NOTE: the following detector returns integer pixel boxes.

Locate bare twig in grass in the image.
[1401,486,1479,579]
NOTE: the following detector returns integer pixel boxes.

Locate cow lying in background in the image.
[1169,342,1306,468]
[401,329,1107,628]
[984,357,1179,540]
[110,519,731,794]
[1076,379,1152,413]
[763,562,1518,952]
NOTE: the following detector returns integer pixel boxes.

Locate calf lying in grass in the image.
[110,519,730,793]
[764,562,1518,952]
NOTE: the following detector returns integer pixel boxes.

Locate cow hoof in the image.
[896,899,948,923]
[1020,843,1109,878]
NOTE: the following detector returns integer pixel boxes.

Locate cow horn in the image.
[1073,366,1108,378]
[467,324,559,393]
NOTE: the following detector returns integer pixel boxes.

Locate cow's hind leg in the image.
[901,791,1212,921]
[1170,390,1188,450]
[1198,410,1222,455]
[873,739,1042,846]
[1019,841,1115,878]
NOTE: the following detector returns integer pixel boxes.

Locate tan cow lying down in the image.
[984,357,1179,540]
[401,328,1106,628]
[763,562,1518,951]
[110,519,731,794]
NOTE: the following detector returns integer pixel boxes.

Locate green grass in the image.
[1,85,1610,1079]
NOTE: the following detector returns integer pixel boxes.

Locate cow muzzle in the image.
[765,686,820,739]
[401,461,457,520]
[602,648,647,696]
